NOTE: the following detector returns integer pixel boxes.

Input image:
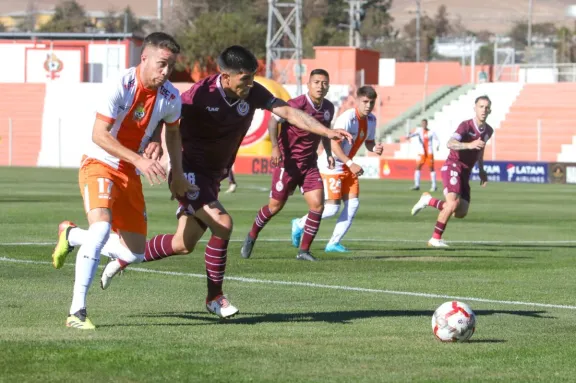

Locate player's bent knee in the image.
[268,200,285,215]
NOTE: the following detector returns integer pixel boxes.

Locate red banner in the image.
[380,159,445,180]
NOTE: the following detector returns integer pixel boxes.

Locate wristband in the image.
[346,160,354,167]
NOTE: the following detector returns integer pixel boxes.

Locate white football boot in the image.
[411,192,432,216]
[206,295,239,319]
[428,238,449,247]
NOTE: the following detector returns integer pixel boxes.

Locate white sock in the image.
[297,203,340,229]
[328,198,359,245]
[68,227,88,247]
[431,171,437,189]
[100,233,144,263]
[70,221,110,315]
[414,170,421,187]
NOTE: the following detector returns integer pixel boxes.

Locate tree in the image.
[18,0,37,32]
[508,21,557,48]
[39,0,91,33]
[434,5,452,38]
[402,14,436,61]
[0,21,5,32]
[176,11,266,72]
[359,0,395,48]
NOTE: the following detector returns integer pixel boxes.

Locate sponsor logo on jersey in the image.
[237,100,250,116]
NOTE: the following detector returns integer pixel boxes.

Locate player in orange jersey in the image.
[406,119,440,192]
[292,86,383,253]
[51,32,195,329]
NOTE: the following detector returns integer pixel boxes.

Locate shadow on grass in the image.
[97,309,554,328]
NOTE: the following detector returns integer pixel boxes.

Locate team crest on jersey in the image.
[237,100,250,116]
[276,181,284,192]
[323,110,331,121]
[359,130,365,139]
[133,103,146,121]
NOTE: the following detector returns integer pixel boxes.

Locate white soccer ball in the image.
[431,301,476,342]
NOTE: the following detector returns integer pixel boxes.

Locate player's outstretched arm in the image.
[92,118,166,185]
[270,100,351,142]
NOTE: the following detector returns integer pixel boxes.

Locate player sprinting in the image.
[406,119,440,192]
[68,46,351,318]
[51,32,194,329]
[410,96,493,247]
[292,86,383,253]
[240,69,340,261]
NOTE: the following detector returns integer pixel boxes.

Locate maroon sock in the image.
[143,234,176,262]
[428,198,445,210]
[117,259,129,269]
[249,205,274,239]
[300,210,322,252]
[205,235,229,302]
[432,221,447,239]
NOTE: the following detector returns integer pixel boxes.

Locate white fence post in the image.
[8,117,13,166]
[537,119,542,162]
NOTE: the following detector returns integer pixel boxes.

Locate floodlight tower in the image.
[265,0,304,95]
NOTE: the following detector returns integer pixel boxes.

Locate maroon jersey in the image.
[180,74,277,179]
[278,94,334,169]
[446,119,494,169]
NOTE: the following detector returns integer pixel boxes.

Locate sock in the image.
[328,198,359,245]
[144,234,176,262]
[249,205,274,239]
[431,171,437,189]
[300,210,322,252]
[70,221,110,315]
[414,170,421,187]
[68,227,88,247]
[296,204,338,230]
[99,233,144,263]
[428,197,445,210]
[205,235,229,301]
[432,221,447,239]
[228,171,236,184]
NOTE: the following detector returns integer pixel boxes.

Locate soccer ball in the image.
[431,301,476,342]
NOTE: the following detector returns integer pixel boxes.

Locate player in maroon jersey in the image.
[240,69,335,261]
[93,46,351,318]
[410,96,493,247]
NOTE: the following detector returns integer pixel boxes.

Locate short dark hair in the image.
[475,95,491,105]
[142,32,180,54]
[217,45,259,74]
[357,86,377,100]
[309,69,329,79]
[422,118,428,123]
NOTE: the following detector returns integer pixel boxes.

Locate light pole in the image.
[415,0,421,62]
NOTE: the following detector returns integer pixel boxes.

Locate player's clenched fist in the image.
[468,138,485,150]
[373,143,384,155]
[135,157,167,185]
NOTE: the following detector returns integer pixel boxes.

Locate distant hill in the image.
[389,0,576,34]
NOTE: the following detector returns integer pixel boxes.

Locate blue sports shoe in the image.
[325,243,349,253]
[291,218,303,248]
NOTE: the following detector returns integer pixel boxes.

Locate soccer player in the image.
[406,119,440,192]
[410,96,493,247]
[88,46,351,318]
[292,86,383,253]
[51,32,194,329]
[240,69,338,262]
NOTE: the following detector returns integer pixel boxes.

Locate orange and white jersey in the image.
[408,128,439,156]
[84,66,181,171]
[319,108,376,175]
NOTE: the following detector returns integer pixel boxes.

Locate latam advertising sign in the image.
[471,161,548,184]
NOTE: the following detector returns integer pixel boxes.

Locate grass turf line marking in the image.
[2,256,576,311]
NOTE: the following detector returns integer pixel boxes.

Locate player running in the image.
[406,119,440,192]
[292,86,383,253]
[410,96,493,247]
[240,69,337,261]
[51,32,194,329]
[67,46,351,318]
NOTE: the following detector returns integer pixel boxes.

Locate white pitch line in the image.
[1,239,575,246]
[1,256,576,310]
